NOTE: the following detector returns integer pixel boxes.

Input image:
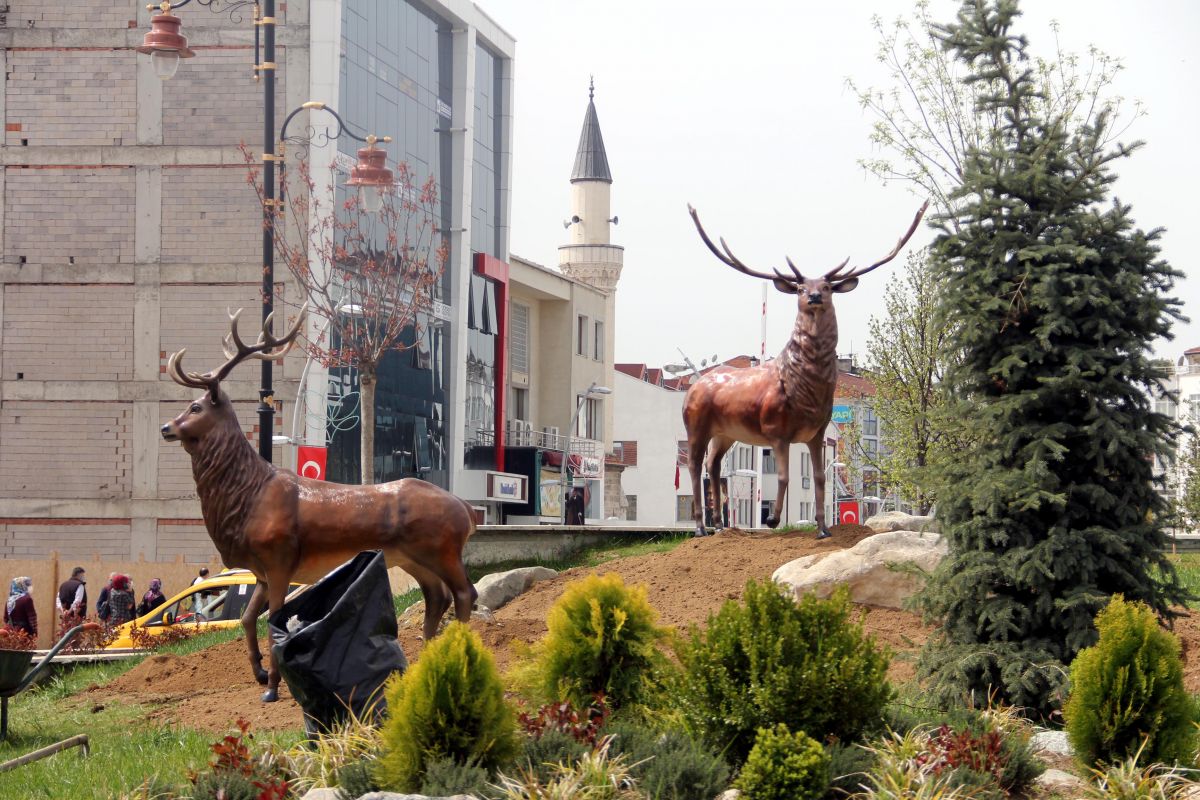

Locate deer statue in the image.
[162,306,478,702]
[683,201,928,539]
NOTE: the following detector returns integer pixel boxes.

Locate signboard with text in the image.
[485,471,529,503]
[831,405,854,424]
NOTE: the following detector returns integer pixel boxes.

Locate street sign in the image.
[838,500,860,525]
[831,405,854,424]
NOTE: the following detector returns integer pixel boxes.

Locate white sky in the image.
[483,0,1200,369]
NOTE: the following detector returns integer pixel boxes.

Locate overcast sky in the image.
[483,0,1199,371]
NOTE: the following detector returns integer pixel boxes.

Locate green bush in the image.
[376,621,518,791]
[518,572,671,709]
[419,755,494,799]
[517,728,590,785]
[675,581,892,763]
[606,720,730,800]
[335,758,380,800]
[733,724,829,800]
[824,742,874,798]
[1064,596,1198,768]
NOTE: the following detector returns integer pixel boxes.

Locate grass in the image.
[465,531,691,583]
[1166,552,1200,607]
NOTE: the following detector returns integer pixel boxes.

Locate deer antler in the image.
[689,204,797,284]
[824,201,929,283]
[166,304,309,401]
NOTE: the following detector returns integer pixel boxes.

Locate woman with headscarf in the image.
[107,574,136,627]
[4,577,36,637]
[137,578,167,618]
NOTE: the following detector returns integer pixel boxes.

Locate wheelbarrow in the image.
[0,623,100,740]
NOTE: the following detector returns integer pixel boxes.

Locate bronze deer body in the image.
[683,202,928,538]
[162,307,477,702]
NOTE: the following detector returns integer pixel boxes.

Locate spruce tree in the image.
[915,0,1189,716]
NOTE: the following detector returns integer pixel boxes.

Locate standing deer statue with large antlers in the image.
[162,306,477,702]
[683,202,928,539]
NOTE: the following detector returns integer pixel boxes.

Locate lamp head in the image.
[137,12,195,81]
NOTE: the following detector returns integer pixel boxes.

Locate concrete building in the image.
[0,0,516,560]
[1154,346,1200,529]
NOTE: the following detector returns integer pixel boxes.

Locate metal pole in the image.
[560,387,593,525]
[258,0,277,461]
[0,734,90,771]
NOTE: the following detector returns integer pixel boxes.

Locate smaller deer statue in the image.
[683,202,928,538]
[162,306,478,701]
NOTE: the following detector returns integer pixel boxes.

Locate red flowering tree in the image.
[247,151,447,484]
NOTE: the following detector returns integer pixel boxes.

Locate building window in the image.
[585,397,602,440]
[510,302,530,374]
[677,441,689,467]
[864,438,878,456]
[510,386,528,421]
[801,451,811,478]
[676,495,694,522]
[762,448,776,474]
[577,315,588,357]
[594,320,604,361]
[863,406,878,437]
[626,495,637,520]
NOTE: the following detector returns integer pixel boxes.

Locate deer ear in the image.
[773,278,799,294]
[832,277,859,293]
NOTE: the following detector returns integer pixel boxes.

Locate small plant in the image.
[0,628,37,651]
[493,735,641,800]
[675,581,892,763]
[129,621,197,651]
[606,720,730,800]
[517,728,590,786]
[519,693,611,746]
[1083,744,1193,800]
[733,724,830,800]
[376,621,517,791]
[188,718,291,800]
[516,573,671,710]
[854,729,979,800]
[1065,596,1198,768]
[276,706,382,795]
[420,755,494,798]
[335,758,381,800]
[825,741,876,797]
[57,610,118,651]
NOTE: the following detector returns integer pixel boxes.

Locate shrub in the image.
[188,718,290,800]
[1064,596,1198,768]
[922,716,1042,797]
[277,708,381,795]
[376,621,518,791]
[1083,746,1194,800]
[519,694,611,746]
[517,728,590,786]
[0,628,37,651]
[129,621,196,651]
[420,755,493,799]
[675,581,892,763]
[494,735,641,800]
[517,573,671,710]
[733,724,830,800]
[854,729,976,800]
[606,720,730,800]
[335,759,380,800]
[825,742,875,797]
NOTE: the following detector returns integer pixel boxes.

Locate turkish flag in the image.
[674,464,680,490]
[297,446,328,481]
[838,500,860,526]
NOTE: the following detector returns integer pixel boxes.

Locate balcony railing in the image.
[473,428,600,458]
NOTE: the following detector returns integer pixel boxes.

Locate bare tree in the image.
[247,150,447,484]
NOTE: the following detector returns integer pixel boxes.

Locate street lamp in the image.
[139,0,394,462]
[560,382,612,524]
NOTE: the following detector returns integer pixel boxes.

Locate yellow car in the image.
[107,569,302,649]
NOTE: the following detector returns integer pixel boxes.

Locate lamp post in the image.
[560,382,611,524]
[138,5,394,462]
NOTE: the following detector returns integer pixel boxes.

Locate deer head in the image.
[687,201,929,317]
[162,305,307,452]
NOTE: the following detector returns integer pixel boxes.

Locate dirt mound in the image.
[92,638,304,733]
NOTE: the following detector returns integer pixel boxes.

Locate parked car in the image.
[106,569,303,649]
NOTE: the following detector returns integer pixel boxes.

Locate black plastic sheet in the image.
[269,550,407,734]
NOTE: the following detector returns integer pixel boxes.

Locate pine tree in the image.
[915,0,1189,716]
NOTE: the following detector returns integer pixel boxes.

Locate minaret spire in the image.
[571,79,612,184]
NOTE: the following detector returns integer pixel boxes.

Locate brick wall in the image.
[5,50,137,147]
[4,168,135,266]
[0,402,132,499]
[163,48,288,147]
[158,283,277,376]
[161,167,262,264]
[158,399,267,497]
[5,0,138,29]
[0,519,131,559]
[2,284,135,381]
[156,520,219,563]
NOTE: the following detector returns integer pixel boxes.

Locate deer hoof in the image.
[816,528,832,540]
[254,667,269,685]
[693,527,709,538]
[261,687,279,703]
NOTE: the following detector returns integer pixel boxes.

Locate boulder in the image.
[355,794,477,800]
[474,566,558,612]
[1030,730,1073,757]
[772,530,947,608]
[864,511,938,534]
[397,601,495,631]
[1033,768,1086,794]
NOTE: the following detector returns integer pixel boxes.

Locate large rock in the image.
[864,511,938,534]
[355,793,478,800]
[474,566,558,612]
[398,601,494,631]
[1030,730,1073,757]
[772,530,947,608]
[1034,768,1086,794]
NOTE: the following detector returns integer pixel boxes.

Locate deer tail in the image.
[458,496,479,539]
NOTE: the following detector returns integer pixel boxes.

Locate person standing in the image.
[191,567,210,586]
[96,572,117,623]
[107,575,136,627]
[4,577,37,638]
[137,578,167,618]
[56,567,87,618]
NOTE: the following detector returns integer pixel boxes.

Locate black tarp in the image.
[268,550,406,734]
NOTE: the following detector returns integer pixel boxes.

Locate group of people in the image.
[2,566,176,639]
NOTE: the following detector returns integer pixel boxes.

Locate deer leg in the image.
[687,436,710,537]
[706,437,734,533]
[404,561,453,641]
[241,582,269,686]
[768,443,790,529]
[808,436,832,539]
[261,577,289,703]
[438,552,478,625]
